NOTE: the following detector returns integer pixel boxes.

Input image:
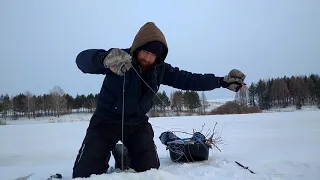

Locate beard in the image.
[137,58,154,69]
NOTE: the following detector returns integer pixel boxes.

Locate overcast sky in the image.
[1,0,319,100]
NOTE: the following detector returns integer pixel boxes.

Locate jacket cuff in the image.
[216,77,223,88]
[97,50,110,68]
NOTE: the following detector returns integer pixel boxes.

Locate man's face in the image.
[136,50,156,69]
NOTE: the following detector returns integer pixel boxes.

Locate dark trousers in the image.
[72,113,160,178]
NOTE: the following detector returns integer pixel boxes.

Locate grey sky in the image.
[1,0,319,100]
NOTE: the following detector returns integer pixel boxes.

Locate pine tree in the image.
[42,94,51,116]
[265,78,273,108]
[13,93,27,115]
[183,91,201,112]
[270,78,289,108]
[255,80,269,109]
[1,94,10,120]
[86,94,96,113]
[0,95,3,113]
[74,95,81,113]
[160,91,170,112]
[279,79,290,107]
[35,95,43,117]
[284,76,293,105]
[290,76,299,106]
[307,76,316,105]
[64,94,74,114]
[298,76,308,105]
[314,76,320,108]
[152,92,162,112]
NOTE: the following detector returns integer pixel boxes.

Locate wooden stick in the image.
[235,161,255,174]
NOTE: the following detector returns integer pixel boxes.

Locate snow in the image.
[3,113,92,125]
[206,98,234,112]
[1,110,320,180]
[263,105,320,113]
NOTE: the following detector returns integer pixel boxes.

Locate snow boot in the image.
[112,143,131,170]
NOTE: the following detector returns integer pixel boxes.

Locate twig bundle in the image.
[193,122,224,152]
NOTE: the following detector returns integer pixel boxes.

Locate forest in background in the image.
[1,74,319,120]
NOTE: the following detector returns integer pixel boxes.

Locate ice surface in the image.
[1,110,320,180]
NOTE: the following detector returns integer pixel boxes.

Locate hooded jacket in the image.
[76,22,222,125]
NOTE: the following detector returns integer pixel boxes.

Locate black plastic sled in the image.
[159,131,212,163]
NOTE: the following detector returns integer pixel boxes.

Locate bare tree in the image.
[50,86,66,117]
[25,91,36,119]
[200,92,210,115]
[235,87,249,106]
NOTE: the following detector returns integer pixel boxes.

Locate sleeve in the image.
[161,63,222,91]
[76,49,113,75]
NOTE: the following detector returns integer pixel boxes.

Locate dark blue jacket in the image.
[76,48,222,125]
[76,22,222,125]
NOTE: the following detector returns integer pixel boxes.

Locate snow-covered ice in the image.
[1,110,320,180]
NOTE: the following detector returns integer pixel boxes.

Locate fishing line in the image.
[121,73,126,171]
[131,66,170,107]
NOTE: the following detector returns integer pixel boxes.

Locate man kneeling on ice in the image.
[73,21,246,178]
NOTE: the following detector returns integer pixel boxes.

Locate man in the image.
[72,22,246,178]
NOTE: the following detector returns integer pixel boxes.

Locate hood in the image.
[130,22,168,65]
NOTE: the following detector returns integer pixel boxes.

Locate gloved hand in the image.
[220,69,246,92]
[103,48,132,76]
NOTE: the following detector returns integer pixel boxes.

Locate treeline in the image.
[0,85,99,120]
[1,73,319,120]
[0,85,210,120]
[151,90,209,116]
[238,74,320,110]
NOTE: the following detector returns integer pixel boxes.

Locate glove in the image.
[103,48,132,76]
[220,69,246,92]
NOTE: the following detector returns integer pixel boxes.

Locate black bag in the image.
[159,131,212,162]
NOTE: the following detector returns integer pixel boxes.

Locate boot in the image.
[112,143,131,170]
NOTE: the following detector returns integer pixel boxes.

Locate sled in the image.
[159,131,212,163]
